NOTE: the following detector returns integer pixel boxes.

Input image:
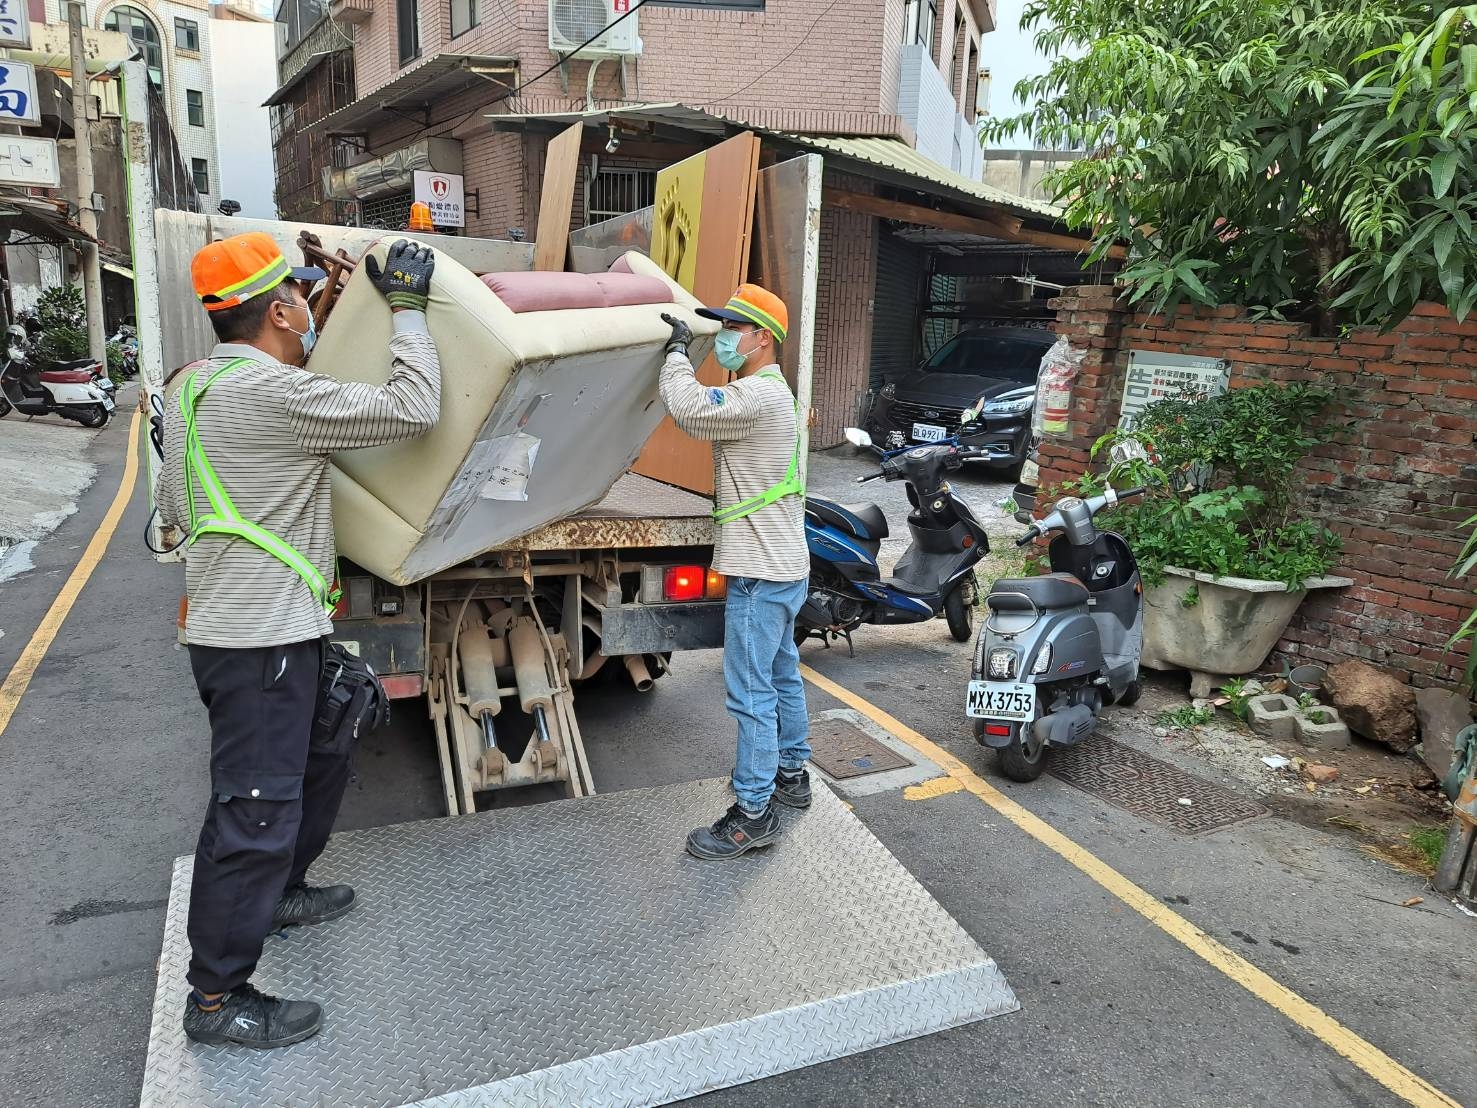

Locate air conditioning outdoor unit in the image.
[548,0,642,57]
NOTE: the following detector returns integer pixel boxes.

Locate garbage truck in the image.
[134,151,821,816]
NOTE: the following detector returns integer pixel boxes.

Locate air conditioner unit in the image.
[548,0,642,57]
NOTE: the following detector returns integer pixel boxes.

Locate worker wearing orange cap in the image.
[154,232,440,1048]
[660,284,811,860]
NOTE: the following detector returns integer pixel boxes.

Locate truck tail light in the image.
[705,570,727,599]
[663,565,706,602]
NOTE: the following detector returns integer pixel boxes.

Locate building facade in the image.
[209,4,278,216]
[48,0,223,210]
[269,0,1044,443]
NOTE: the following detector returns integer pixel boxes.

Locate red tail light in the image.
[663,565,706,602]
[985,724,1012,737]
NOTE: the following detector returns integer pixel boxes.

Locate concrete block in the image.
[1247,694,1300,742]
[1296,706,1352,751]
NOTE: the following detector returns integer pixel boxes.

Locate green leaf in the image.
[1434,220,1458,270]
[1431,150,1459,198]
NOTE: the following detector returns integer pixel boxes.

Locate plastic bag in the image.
[1033,336,1085,438]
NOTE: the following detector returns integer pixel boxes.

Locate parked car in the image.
[866,326,1056,476]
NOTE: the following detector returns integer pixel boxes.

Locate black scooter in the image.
[797,426,991,651]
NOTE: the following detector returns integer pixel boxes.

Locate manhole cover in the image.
[1048,737,1267,835]
[809,717,913,780]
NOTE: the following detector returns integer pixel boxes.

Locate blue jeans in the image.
[724,576,811,813]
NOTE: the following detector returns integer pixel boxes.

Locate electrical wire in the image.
[692,0,846,107]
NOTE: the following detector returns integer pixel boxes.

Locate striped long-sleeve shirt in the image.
[659,351,808,582]
[157,312,441,648]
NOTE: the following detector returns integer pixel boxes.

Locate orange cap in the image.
[697,282,788,342]
[407,202,435,232]
[191,232,325,312]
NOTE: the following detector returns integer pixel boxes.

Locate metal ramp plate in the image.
[141,779,1018,1107]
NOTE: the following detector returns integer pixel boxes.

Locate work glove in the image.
[661,312,693,356]
[364,239,434,312]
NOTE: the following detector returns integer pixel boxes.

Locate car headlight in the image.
[987,648,1016,679]
[980,396,1034,415]
[880,382,896,399]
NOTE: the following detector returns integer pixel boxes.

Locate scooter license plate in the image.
[102,397,115,412]
[965,680,1036,721]
[912,422,947,443]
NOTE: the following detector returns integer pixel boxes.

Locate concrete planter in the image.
[1141,567,1352,693]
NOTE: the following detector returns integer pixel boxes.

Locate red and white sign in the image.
[613,0,630,11]
[413,170,465,228]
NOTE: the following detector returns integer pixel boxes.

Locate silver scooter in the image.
[967,482,1148,781]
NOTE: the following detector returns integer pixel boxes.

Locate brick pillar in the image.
[1035,284,1129,497]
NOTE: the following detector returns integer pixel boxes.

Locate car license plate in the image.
[966,680,1037,721]
[912,422,947,443]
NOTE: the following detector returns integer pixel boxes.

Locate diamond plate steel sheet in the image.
[141,778,1017,1108]
[1049,736,1269,835]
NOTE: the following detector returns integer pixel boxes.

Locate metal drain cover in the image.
[1048,737,1267,835]
[810,716,914,780]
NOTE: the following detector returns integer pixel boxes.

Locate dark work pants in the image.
[185,638,352,995]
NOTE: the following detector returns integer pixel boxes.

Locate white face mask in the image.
[282,304,317,362]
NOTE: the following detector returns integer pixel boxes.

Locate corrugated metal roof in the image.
[786,134,1063,222]
[487,103,1064,225]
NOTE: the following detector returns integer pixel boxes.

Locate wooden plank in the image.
[533,122,583,272]
[823,186,1127,260]
[633,132,762,494]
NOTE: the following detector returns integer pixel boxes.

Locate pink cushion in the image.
[479,265,677,314]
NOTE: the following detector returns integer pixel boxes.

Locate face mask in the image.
[284,306,317,362]
[714,328,759,373]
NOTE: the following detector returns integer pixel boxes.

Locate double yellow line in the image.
[802,664,1461,1108]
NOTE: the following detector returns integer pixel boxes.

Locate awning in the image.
[264,47,346,108]
[486,103,1065,225]
[0,197,100,246]
[311,53,518,134]
[102,261,135,280]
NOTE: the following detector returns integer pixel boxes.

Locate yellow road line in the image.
[903,775,964,801]
[0,412,141,741]
[801,663,1461,1108]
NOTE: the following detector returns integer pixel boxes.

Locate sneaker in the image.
[773,767,812,809]
[686,803,781,860]
[272,883,356,929]
[182,983,322,1049]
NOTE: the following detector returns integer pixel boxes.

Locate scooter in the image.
[0,329,114,427]
[109,323,139,379]
[967,481,1147,781]
[797,425,991,650]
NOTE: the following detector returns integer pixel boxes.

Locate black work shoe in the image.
[686,803,781,860]
[272,883,356,929]
[773,767,812,809]
[182,983,322,1049]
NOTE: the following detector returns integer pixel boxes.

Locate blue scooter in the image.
[797,425,991,652]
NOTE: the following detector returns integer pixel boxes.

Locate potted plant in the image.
[1053,382,1351,692]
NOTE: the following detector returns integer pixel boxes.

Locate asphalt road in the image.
[0,419,1472,1108]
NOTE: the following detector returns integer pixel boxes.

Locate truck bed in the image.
[493,472,715,553]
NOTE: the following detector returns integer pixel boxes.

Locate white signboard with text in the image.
[1118,349,1230,430]
[0,61,40,125]
[413,170,465,228]
[0,0,31,49]
[0,135,59,186]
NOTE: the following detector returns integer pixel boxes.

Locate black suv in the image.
[866,326,1055,476]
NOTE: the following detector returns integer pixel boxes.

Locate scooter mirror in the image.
[844,427,874,449]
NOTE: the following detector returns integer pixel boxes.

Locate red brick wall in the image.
[1040,287,1477,689]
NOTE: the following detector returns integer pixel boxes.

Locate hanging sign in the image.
[0,135,59,186]
[413,170,465,228]
[0,0,31,49]
[0,60,40,125]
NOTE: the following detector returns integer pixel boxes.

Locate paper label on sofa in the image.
[479,433,541,502]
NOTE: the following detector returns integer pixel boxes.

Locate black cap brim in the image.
[696,306,754,326]
[289,265,328,284]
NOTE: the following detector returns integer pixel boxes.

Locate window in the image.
[186,89,204,127]
[192,157,209,195]
[397,0,420,63]
[902,0,936,49]
[174,16,199,53]
[104,6,163,87]
[450,0,477,37]
[585,164,657,225]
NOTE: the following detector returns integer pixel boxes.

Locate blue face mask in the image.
[714,327,758,373]
[285,306,317,362]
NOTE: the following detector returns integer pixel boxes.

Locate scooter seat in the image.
[49,357,98,372]
[805,498,889,541]
[987,574,1089,611]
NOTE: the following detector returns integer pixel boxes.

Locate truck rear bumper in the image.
[600,600,726,654]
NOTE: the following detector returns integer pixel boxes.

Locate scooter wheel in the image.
[74,405,110,429]
[1117,678,1143,707]
[997,728,1050,782]
[944,584,973,642]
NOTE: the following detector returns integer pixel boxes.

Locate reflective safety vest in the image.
[179,358,340,614]
[712,368,806,526]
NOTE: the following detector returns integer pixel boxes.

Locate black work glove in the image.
[661,312,694,356]
[364,239,434,312]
